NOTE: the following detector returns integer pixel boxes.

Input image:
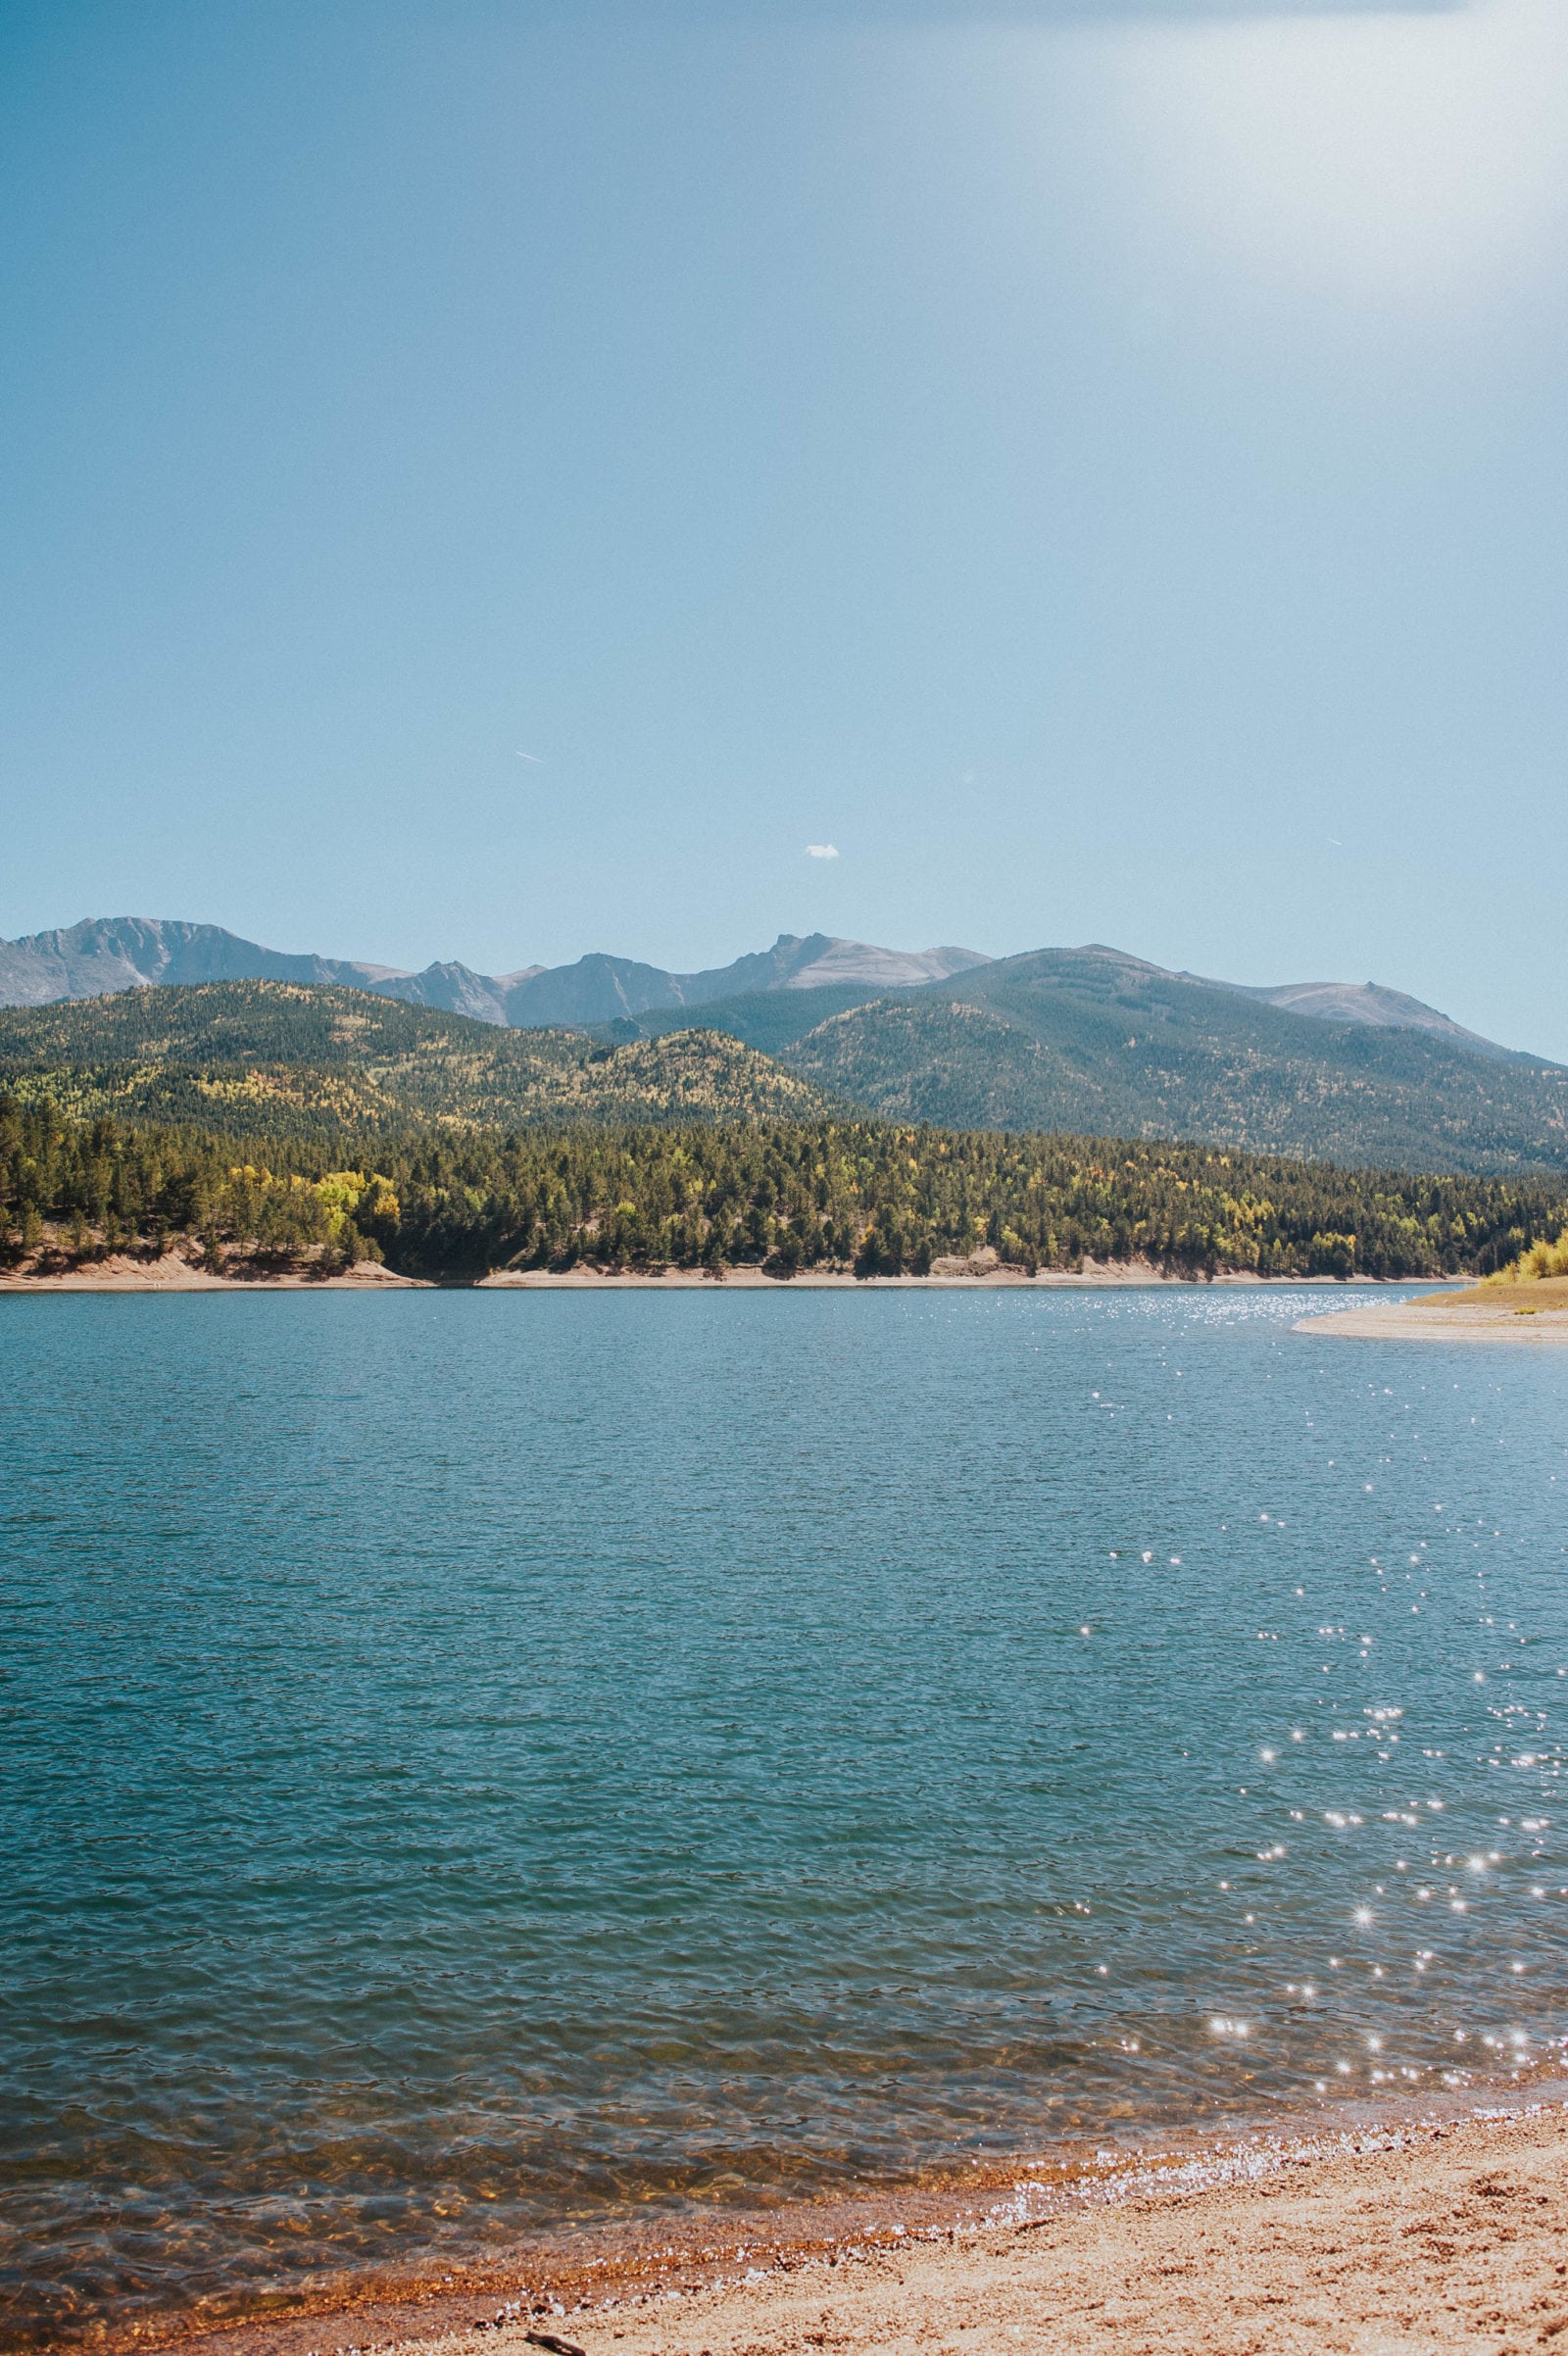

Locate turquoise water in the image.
[3,1287,1567,2345]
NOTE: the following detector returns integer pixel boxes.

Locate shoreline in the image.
[0,1255,429,1293]
[475,1263,1425,1293]
[94,2096,1568,2356]
[0,1252,1442,1296]
[1296,1299,1568,1345]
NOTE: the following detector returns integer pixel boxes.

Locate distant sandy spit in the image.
[1298,1299,1568,1345]
[156,2102,1568,2356]
[0,1252,428,1292]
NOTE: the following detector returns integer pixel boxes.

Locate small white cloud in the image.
[806,842,839,859]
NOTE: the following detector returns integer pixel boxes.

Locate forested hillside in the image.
[10,962,1566,1176]
[0,983,829,1134]
[634,947,1568,1173]
[4,1095,1563,1285]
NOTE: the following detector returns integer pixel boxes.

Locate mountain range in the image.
[612,944,1567,1174]
[3,917,1564,1172]
[0,914,1530,1059]
[0,916,987,1026]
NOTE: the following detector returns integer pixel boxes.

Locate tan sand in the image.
[156,2103,1568,2356]
[0,1251,428,1292]
[1298,1299,1568,1345]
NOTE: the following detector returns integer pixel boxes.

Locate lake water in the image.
[3,1287,1567,2347]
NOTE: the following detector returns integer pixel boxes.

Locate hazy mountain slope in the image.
[495,940,848,1027]
[0,919,545,1024]
[368,961,527,1022]
[1212,974,1516,1060]
[0,917,400,1006]
[789,999,1120,1131]
[0,983,831,1138]
[612,939,1535,1043]
[779,949,1568,1173]
[960,946,1556,1075]
[0,919,990,1025]
[495,953,686,1026]
[623,981,888,1055]
[492,934,988,1024]
[782,940,989,991]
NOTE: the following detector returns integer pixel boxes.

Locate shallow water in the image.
[3,1286,1567,2345]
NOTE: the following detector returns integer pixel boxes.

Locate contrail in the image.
[514,751,545,763]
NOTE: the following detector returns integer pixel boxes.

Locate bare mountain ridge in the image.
[0,916,1536,1063]
[0,916,404,1005]
[1057,945,1523,1064]
[0,917,987,1028]
[1202,974,1515,1062]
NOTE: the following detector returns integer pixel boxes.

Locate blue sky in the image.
[3,0,1566,1054]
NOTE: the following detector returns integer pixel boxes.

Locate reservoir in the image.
[3,1287,1566,2344]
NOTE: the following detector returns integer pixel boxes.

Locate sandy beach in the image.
[1298,1299,1568,1345]
[151,2102,1568,2356]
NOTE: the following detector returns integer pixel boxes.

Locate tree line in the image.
[5,1093,1566,1283]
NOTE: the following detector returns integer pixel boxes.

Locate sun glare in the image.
[1062,0,1568,315]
